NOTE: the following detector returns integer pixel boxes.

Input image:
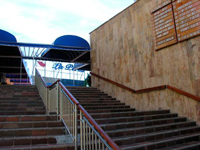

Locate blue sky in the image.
[0,0,135,44]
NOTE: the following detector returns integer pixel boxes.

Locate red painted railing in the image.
[59,82,120,150]
[91,72,200,103]
[36,69,120,150]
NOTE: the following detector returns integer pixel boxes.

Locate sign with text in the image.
[52,63,84,72]
[152,4,178,50]
[173,0,200,42]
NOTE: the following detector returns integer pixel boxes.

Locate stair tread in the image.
[94,113,178,121]
[106,121,195,133]
[1,143,73,150]
[112,125,200,141]
[0,120,62,124]
[89,109,170,115]
[120,131,200,150]
[85,108,135,111]
[0,134,66,140]
[157,141,200,150]
[0,126,65,131]
[98,116,186,126]
[0,114,58,117]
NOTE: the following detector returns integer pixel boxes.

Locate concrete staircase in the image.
[67,86,200,150]
[1,85,200,149]
[0,85,73,150]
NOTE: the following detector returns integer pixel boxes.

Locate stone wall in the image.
[90,0,200,124]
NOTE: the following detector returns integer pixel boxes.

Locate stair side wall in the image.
[90,0,200,124]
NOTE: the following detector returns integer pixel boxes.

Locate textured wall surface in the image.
[90,0,200,124]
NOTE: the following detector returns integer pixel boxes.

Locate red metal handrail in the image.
[167,85,200,102]
[36,69,121,149]
[91,72,200,103]
[47,79,60,88]
[59,83,120,149]
[136,85,166,93]
[91,72,136,93]
[91,72,166,93]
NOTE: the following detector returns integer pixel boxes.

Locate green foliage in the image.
[84,74,91,87]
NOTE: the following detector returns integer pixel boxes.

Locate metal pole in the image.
[80,111,83,150]
[75,105,78,150]
[46,88,49,114]
[73,71,75,86]
[44,61,46,77]
[57,83,60,115]
[32,58,34,83]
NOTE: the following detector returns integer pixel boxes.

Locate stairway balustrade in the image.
[35,69,120,150]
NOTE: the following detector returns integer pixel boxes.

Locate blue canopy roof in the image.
[41,35,90,68]
[0,29,17,43]
[0,30,91,71]
[53,35,90,49]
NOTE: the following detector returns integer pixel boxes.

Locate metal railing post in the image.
[60,90,63,117]
[57,83,60,115]
[75,105,78,150]
[80,111,83,150]
[46,88,49,114]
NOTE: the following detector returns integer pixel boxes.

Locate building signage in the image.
[152,4,178,50]
[52,63,74,70]
[173,0,200,42]
[52,63,85,72]
[151,0,200,50]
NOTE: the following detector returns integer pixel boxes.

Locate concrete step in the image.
[71,93,109,96]
[84,107,136,114]
[74,95,112,99]
[113,124,199,146]
[0,120,64,129]
[0,143,74,150]
[83,105,130,110]
[99,117,188,131]
[78,99,120,103]
[0,97,41,100]
[94,113,178,124]
[107,121,196,139]
[0,103,44,107]
[0,135,57,147]
[0,107,45,111]
[0,115,59,122]
[81,102,126,106]
[157,141,200,150]
[0,127,65,137]
[89,110,171,119]
[0,110,46,116]
[70,91,105,94]
[0,135,74,148]
[120,132,200,150]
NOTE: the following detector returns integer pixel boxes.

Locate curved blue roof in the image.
[41,35,90,66]
[0,29,17,43]
[53,35,90,50]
